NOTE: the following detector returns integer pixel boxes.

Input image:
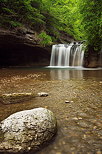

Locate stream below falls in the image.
[0,67,102,154]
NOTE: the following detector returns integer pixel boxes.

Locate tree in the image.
[78,0,102,53]
[0,0,101,53]
[0,0,45,29]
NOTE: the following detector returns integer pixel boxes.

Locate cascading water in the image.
[50,42,84,67]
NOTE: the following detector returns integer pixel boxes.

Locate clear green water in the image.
[0,67,102,154]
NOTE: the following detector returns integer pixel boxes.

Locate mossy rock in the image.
[0,93,35,104]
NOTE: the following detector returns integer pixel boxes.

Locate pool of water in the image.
[0,67,102,154]
[0,67,102,81]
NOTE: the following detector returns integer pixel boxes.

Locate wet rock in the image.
[72,117,79,120]
[65,100,73,103]
[72,117,82,121]
[0,108,57,153]
[37,92,49,97]
[70,101,74,103]
[65,101,70,103]
[77,121,90,128]
[0,92,35,104]
[78,112,88,118]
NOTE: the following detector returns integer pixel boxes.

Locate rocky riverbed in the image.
[0,68,102,154]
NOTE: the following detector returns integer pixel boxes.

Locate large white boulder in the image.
[0,108,57,153]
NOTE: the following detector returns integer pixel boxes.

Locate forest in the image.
[0,0,102,53]
[0,1,102,153]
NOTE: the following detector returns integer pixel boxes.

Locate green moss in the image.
[0,93,36,104]
[39,32,52,46]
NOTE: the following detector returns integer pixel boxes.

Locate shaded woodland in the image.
[0,0,101,52]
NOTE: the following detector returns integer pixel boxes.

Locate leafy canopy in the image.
[0,0,102,51]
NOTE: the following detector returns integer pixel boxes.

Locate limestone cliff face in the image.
[0,28,101,68]
[0,28,51,67]
[83,49,102,68]
[0,27,76,67]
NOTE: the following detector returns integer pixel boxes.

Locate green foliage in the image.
[0,0,101,51]
[77,0,102,52]
[0,0,45,29]
[39,32,52,46]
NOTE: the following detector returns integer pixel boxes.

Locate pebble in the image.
[78,121,89,128]
[37,92,49,97]
[96,150,102,154]
[65,100,73,103]
[65,101,70,103]
[44,106,48,109]
[78,112,88,117]
[72,117,82,120]
[72,117,79,120]
[78,117,83,120]
[83,134,87,139]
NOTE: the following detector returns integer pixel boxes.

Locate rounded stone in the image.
[37,92,49,97]
[0,108,57,153]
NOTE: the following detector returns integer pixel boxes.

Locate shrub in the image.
[39,32,52,46]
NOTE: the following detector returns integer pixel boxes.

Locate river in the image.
[0,67,102,154]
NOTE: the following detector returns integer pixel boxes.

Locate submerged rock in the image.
[37,92,49,97]
[65,100,73,104]
[0,108,57,153]
[65,101,70,103]
[0,92,35,104]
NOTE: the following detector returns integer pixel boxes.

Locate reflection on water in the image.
[50,69,83,80]
[47,66,102,80]
[0,67,102,81]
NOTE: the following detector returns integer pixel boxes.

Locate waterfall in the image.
[50,43,84,67]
